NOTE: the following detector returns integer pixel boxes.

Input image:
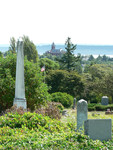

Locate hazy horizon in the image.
[1,44,113,56]
[0,43,113,47]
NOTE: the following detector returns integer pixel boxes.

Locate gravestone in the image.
[105,109,113,115]
[72,98,76,109]
[62,110,68,116]
[13,38,27,109]
[84,119,112,141]
[101,96,109,105]
[77,99,88,130]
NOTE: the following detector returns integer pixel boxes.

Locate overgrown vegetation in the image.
[0,110,113,149]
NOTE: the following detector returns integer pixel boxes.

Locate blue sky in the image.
[0,0,113,45]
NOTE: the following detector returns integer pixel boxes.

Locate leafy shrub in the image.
[35,102,64,119]
[0,112,65,132]
[107,105,113,110]
[38,58,60,73]
[4,102,63,120]
[88,103,96,107]
[45,102,61,119]
[46,70,84,97]
[5,104,27,115]
[95,104,108,111]
[54,102,64,112]
[88,103,113,111]
[0,111,113,149]
[51,92,73,108]
[88,103,96,111]
[0,126,113,149]
[0,54,50,112]
[88,106,96,111]
[95,104,113,111]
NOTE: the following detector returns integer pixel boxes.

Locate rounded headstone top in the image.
[101,96,109,105]
[77,99,87,110]
[78,99,87,104]
[102,96,108,98]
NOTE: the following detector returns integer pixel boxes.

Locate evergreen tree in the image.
[59,37,79,71]
[88,55,95,61]
[96,55,102,63]
[102,55,108,61]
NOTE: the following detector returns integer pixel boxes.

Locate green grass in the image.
[61,108,113,132]
[61,108,113,122]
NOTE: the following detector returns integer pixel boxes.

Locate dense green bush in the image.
[46,70,84,97]
[95,104,113,111]
[0,112,113,149]
[24,58,51,110]
[0,54,16,112]
[0,54,50,112]
[88,106,96,111]
[95,104,108,111]
[51,92,73,108]
[54,102,64,112]
[5,102,63,120]
[0,112,65,132]
[38,58,60,73]
[88,103,113,111]
[5,104,27,115]
[34,102,64,119]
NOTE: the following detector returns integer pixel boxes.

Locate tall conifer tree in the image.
[60,37,79,71]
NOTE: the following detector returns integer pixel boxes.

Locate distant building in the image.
[45,42,65,56]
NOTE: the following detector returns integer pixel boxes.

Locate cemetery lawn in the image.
[0,110,113,149]
[61,108,113,131]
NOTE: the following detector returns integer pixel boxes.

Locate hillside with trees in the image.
[1,36,113,111]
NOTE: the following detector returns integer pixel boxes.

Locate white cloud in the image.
[0,0,113,45]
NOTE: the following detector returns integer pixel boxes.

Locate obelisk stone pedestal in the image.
[13,38,27,109]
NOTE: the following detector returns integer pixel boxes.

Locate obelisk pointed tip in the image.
[18,37,23,42]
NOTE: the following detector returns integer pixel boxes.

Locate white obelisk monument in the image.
[13,38,27,109]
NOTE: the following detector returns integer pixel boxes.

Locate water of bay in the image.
[0,45,113,57]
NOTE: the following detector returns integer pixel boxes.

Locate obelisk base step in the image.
[13,98,27,109]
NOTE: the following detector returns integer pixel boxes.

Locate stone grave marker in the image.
[84,119,112,141]
[62,110,68,116]
[101,96,109,105]
[77,99,88,130]
[72,98,76,109]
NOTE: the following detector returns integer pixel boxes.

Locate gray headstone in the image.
[77,99,88,130]
[72,98,76,109]
[62,110,68,116]
[84,119,112,141]
[101,96,109,105]
[13,38,27,109]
